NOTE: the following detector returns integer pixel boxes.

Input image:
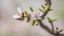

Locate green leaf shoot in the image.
[30,7,34,12]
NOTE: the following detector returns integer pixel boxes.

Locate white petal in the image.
[13,15,21,19]
[37,17,41,20]
[29,12,33,15]
[29,12,34,17]
[17,7,22,14]
[38,12,43,16]
[29,9,42,20]
[34,9,37,12]
[30,17,36,20]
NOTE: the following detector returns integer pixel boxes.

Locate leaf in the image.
[24,11,28,16]
[47,17,52,23]
[27,17,30,23]
[45,5,50,12]
[36,24,38,26]
[32,20,36,26]
[39,8,44,13]
[47,17,57,23]
[30,7,34,12]
[21,17,24,21]
[59,29,63,33]
[35,19,40,26]
[36,19,40,24]
[41,5,45,9]
[49,9,53,11]
[53,19,57,22]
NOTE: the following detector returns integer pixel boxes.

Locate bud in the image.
[22,12,24,17]
[45,0,51,6]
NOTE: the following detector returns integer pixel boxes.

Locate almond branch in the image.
[39,0,64,36]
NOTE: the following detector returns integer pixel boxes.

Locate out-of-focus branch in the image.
[50,22,54,33]
[39,0,64,36]
[39,19,63,36]
[38,20,55,35]
[41,0,51,18]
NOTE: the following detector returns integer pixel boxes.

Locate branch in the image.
[39,19,64,36]
[50,22,54,33]
[42,0,51,17]
[38,20,55,35]
[39,0,54,34]
[39,0,64,36]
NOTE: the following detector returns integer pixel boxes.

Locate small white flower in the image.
[17,7,22,15]
[13,7,24,19]
[13,15,21,19]
[29,9,43,20]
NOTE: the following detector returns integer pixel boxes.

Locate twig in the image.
[50,22,54,33]
[38,20,55,35]
[41,0,51,18]
[39,0,64,36]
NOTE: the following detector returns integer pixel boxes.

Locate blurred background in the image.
[0,0,64,36]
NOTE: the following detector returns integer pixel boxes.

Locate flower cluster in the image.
[13,3,51,26]
[13,7,43,25]
[13,7,43,19]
